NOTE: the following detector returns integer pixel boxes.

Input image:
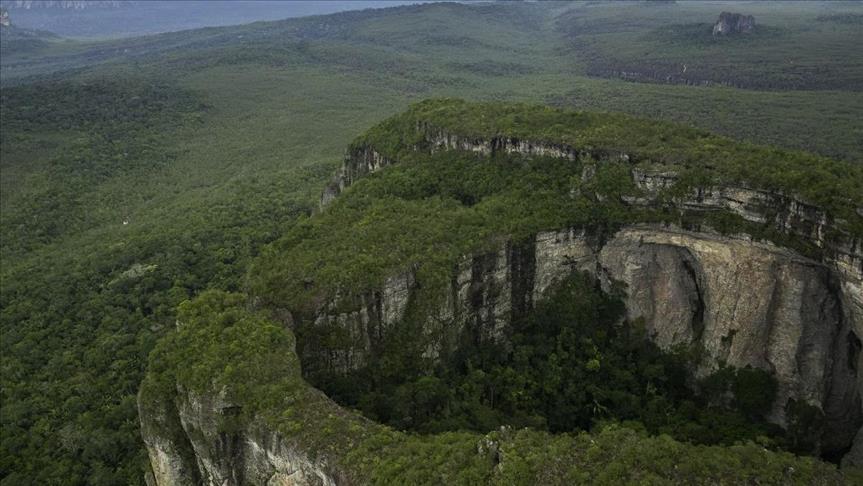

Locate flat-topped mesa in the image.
[320,117,862,275]
[320,101,862,234]
[320,120,631,209]
[422,124,861,276]
[139,294,859,485]
[307,101,863,461]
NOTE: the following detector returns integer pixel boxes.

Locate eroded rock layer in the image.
[309,123,863,459]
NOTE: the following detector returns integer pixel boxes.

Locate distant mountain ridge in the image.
[0,1,133,9]
[0,1,425,39]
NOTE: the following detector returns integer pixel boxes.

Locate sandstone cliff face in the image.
[306,223,862,456]
[308,125,863,458]
[320,146,395,209]
[138,388,201,486]
[327,124,861,287]
[601,227,861,453]
[139,385,339,486]
[140,103,863,480]
[713,12,756,36]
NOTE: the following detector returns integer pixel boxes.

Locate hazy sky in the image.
[2,1,437,38]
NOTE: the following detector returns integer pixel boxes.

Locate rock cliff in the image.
[137,293,352,486]
[305,223,862,456]
[139,291,860,485]
[141,101,863,482]
[713,12,756,36]
[139,385,340,486]
[308,118,863,459]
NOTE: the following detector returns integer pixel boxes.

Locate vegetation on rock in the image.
[253,99,862,315]
[139,290,862,484]
[3,1,863,483]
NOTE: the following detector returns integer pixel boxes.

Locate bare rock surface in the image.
[713,12,756,36]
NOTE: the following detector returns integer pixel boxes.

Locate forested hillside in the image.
[250,99,862,462]
[1,1,862,484]
[136,290,861,485]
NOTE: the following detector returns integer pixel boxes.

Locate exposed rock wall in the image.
[306,271,415,372]
[320,124,862,331]
[314,126,863,456]
[630,167,861,260]
[302,223,862,456]
[320,123,627,208]
[627,171,863,354]
[310,124,863,458]
[713,12,756,36]
[325,125,861,281]
[601,227,861,454]
[138,389,202,486]
[320,146,395,209]
[138,302,860,485]
[139,385,339,486]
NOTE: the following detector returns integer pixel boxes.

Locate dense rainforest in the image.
[2,1,863,484]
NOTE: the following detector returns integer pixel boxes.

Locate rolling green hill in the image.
[1,1,862,484]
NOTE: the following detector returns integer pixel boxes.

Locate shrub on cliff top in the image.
[139,291,861,484]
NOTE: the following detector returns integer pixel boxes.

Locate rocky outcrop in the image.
[138,388,201,486]
[303,223,862,457]
[139,383,341,486]
[325,125,861,277]
[320,146,395,209]
[628,170,863,282]
[320,124,629,208]
[625,170,863,356]
[713,12,756,36]
[311,124,863,459]
[139,293,858,485]
[305,271,415,372]
[601,227,861,452]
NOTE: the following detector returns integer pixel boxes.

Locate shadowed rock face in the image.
[307,123,863,461]
[138,388,201,486]
[303,223,862,458]
[599,227,861,456]
[141,129,863,482]
[138,290,859,486]
[713,12,756,36]
[139,380,342,486]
